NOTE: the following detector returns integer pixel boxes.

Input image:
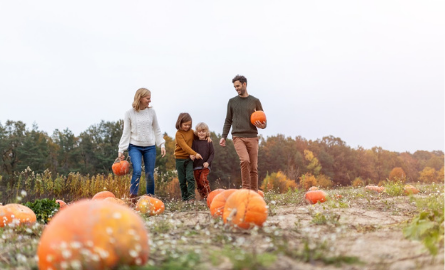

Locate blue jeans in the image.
[128,144,156,196]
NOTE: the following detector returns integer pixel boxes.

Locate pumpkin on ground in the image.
[304,190,327,204]
[112,158,130,176]
[404,185,419,195]
[257,190,264,197]
[92,191,116,200]
[222,189,268,229]
[135,196,165,216]
[37,199,149,270]
[103,197,127,206]
[365,185,385,193]
[210,189,237,217]
[250,111,267,126]
[308,186,319,191]
[56,200,67,210]
[206,189,225,208]
[0,204,37,227]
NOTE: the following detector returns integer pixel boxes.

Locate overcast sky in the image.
[0,1,443,153]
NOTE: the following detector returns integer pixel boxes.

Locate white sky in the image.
[0,1,443,153]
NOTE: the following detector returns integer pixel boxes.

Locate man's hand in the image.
[254,120,266,129]
[219,138,226,147]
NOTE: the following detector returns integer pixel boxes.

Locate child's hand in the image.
[190,155,195,161]
[203,162,209,168]
[195,153,203,160]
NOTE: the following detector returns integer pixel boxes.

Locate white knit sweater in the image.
[118,107,165,153]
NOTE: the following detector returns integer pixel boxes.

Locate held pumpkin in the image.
[210,189,237,217]
[304,190,327,204]
[112,158,130,176]
[206,189,225,208]
[37,199,149,270]
[92,191,116,200]
[222,189,268,229]
[0,204,37,227]
[250,111,266,126]
[135,196,165,216]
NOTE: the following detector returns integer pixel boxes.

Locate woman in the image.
[118,88,166,202]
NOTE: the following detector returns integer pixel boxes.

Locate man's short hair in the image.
[232,75,247,85]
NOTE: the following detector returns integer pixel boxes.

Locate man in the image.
[220,75,266,191]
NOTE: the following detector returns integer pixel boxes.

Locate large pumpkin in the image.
[135,196,165,216]
[365,185,385,193]
[210,189,237,217]
[92,191,116,200]
[0,204,36,227]
[222,189,268,229]
[112,158,130,176]
[250,111,267,126]
[206,189,225,208]
[304,190,327,204]
[37,199,149,270]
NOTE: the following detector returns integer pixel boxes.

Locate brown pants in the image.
[193,168,211,199]
[233,136,259,191]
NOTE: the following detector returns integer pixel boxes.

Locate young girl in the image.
[174,113,202,202]
[191,122,214,200]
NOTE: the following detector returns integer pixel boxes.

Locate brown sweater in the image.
[174,129,198,159]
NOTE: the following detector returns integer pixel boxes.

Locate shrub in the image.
[352,177,364,187]
[317,174,333,189]
[389,167,407,183]
[299,173,317,190]
[261,171,297,194]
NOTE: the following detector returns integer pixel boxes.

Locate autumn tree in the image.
[388,167,407,182]
[418,167,437,183]
[299,173,317,190]
[261,171,297,193]
[304,150,321,176]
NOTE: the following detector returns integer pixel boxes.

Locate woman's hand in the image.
[118,152,125,160]
[161,147,166,157]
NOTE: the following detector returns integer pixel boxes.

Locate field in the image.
[1,183,444,270]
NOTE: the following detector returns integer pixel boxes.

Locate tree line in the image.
[0,120,443,192]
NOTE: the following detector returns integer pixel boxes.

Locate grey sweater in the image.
[222,95,264,139]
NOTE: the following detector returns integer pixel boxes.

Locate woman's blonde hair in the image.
[132,88,151,112]
[194,122,210,138]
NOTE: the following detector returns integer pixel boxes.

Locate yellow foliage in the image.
[388,167,406,183]
[352,177,364,187]
[299,173,317,190]
[419,167,437,183]
[304,150,321,175]
[261,171,297,194]
[317,174,333,189]
[438,167,444,183]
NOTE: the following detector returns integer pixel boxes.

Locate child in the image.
[191,122,214,200]
[174,113,202,202]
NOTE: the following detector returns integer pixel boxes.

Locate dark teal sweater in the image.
[222,95,264,139]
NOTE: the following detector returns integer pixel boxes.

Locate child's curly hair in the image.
[194,122,210,138]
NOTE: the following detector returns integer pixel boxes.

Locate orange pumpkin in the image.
[308,186,319,191]
[304,190,327,204]
[37,199,149,270]
[112,158,130,176]
[135,196,165,216]
[210,189,237,217]
[206,189,225,208]
[223,189,268,229]
[55,200,67,210]
[365,185,385,193]
[0,204,37,227]
[250,111,267,125]
[404,184,419,195]
[103,197,127,206]
[92,191,116,200]
[257,190,264,197]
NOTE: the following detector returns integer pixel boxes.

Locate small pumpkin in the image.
[37,199,149,270]
[55,200,67,210]
[365,185,385,193]
[135,196,165,216]
[404,184,419,195]
[257,190,264,197]
[223,189,268,229]
[112,158,130,176]
[92,191,116,200]
[206,189,225,208]
[304,190,327,204]
[250,111,266,126]
[308,186,319,191]
[210,189,237,217]
[0,204,37,227]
